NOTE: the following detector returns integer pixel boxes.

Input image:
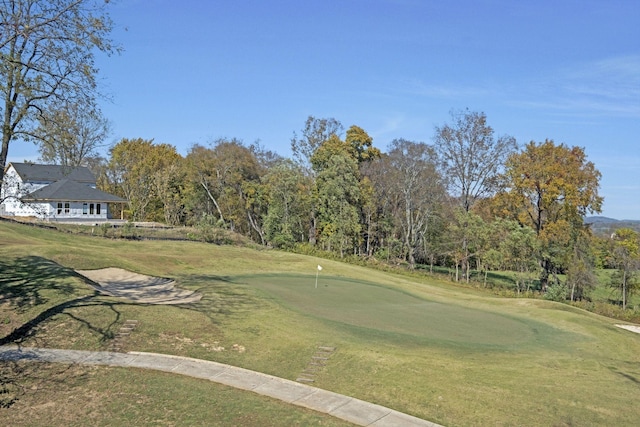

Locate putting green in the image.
[237,274,562,348]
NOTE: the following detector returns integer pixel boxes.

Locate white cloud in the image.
[513,55,640,118]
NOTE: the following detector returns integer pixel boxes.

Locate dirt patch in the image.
[75,268,201,305]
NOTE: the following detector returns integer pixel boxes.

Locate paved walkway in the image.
[0,346,442,427]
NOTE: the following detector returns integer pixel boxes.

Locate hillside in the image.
[585,216,640,236]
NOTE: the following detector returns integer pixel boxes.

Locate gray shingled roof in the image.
[22,179,126,203]
[9,162,96,184]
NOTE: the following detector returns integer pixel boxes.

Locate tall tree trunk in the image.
[1,98,14,185]
[570,282,576,302]
[408,249,416,269]
[623,270,627,310]
[200,181,225,226]
[0,133,9,185]
[366,212,372,257]
[0,39,16,185]
[247,212,265,245]
[540,259,551,292]
[308,213,317,245]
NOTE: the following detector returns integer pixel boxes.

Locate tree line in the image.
[1,1,637,308]
[70,112,636,307]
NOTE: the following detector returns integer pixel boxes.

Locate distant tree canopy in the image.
[36,100,111,168]
[291,116,343,168]
[608,228,640,309]
[492,140,603,287]
[106,138,181,222]
[86,112,618,306]
[434,109,516,212]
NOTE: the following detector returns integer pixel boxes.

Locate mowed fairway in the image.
[2,220,640,426]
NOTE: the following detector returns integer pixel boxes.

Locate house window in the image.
[89,203,94,214]
[57,202,63,215]
[83,203,88,214]
[64,202,70,214]
[96,203,101,215]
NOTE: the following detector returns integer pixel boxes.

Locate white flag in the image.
[317,265,323,271]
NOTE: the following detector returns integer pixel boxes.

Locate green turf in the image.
[3,220,640,426]
[1,363,354,427]
[236,273,567,349]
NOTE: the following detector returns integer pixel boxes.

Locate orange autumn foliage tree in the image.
[492,140,603,288]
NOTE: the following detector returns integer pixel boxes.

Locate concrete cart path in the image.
[0,346,443,427]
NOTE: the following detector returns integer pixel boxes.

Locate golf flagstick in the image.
[315,264,322,288]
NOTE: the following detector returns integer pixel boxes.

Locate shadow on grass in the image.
[609,366,640,386]
[0,257,145,407]
[0,256,78,311]
[0,358,87,408]
[0,265,259,406]
[180,274,260,324]
[0,256,137,346]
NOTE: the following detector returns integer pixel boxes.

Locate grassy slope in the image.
[2,221,640,426]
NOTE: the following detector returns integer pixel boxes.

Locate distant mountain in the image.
[585,216,640,235]
[585,216,620,224]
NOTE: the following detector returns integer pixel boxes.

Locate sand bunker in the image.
[616,324,640,334]
[75,267,202,305]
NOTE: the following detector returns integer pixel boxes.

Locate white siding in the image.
[1,165,50,217]
[1,164,110,220]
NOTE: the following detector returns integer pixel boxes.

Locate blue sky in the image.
[8,0,640,219]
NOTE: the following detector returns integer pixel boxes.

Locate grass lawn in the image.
[0,362,353,426]
[2,220,640,426]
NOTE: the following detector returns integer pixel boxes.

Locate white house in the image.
[0,162,126,221]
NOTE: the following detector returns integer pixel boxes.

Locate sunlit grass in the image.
[2,220,640,426]
[0,363,353,426]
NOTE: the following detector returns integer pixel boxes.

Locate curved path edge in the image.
[0,346,442,427]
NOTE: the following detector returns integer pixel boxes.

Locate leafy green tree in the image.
[544,282,568,302]
[498,220,540,294]
[0,0,118,183]
[470,218,540,290]
[263,160,312,248]
[184,139,263,239]
[473,217,507,287]
[155,159,187,226]
[566,251,597,302]
[361,155,398,260]
[312,135,361,256]
[421,211,447,273]
[434,109,516,212]
[589,234,612,270]
[367,139,445,268]
[184,144,227,225]
[242,178,268,245]
[290,116,344,244]
[359,175,377,256]
[445,209,487,282]
[566,228,598,301]
[494,140,603,288]
[344,125,381,164]
[106,138,181,222]
[342,125,381,255]
[609,228,640,309]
